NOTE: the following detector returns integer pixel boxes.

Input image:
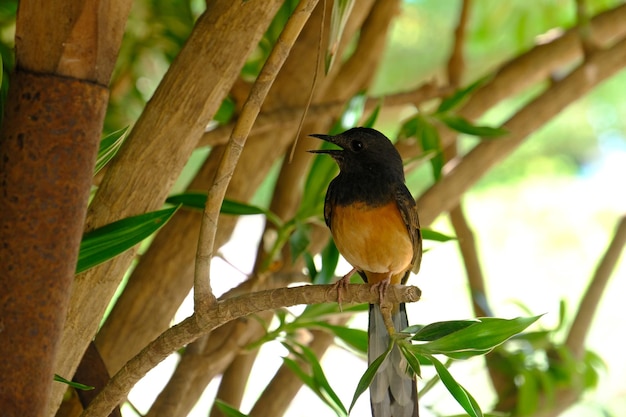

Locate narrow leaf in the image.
[398,115,444,180]
[316,322,368,354]
[315,239,340,284]
[415,316,541,358]
[430,355,483,417]
[53,374,94,391]
[398,341,422,377]
[438,114,508,138]
[214,400,249,417]
[436,74,492,113]
[362,100,382,128]
[411,320,478,341]
[421,228,456,242]
[289,221,311,263]
[415,116,444,180]
[95,127,128,175]
[299,343,348,416]
[349,344,392,412]
[326,0,355,73]
[304,251,318,281]
[76,206,179,273]
[166,193,281,225]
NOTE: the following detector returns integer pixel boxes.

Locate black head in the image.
[309,127,404,179]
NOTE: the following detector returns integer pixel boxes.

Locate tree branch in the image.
[417,35,626,227]
[565,215,626,358]
[447,0,471,86]
[80,283,421,417]
[194,0,320,310]
[49,2,285,411]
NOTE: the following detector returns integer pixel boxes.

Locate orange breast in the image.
[331,201,413,285]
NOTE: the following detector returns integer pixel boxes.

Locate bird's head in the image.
[308,127,404,179]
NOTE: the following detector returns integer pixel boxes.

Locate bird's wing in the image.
[394,183,422,277]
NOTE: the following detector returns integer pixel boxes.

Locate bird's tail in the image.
[368,303,418,417]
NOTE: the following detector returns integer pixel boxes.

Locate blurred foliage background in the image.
[1,0,624,416]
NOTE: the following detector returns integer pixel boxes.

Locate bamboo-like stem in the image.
[80,283,421,417]
[193,0,321,310]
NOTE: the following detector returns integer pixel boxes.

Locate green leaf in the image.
[314,239,340,284]
[437,114,508,138]
[349,343,393,412]
[436,74,492,114]
[298,343,348,416]
[317,322,368,354]
[289,221,311,263]
[53,374,94,391]
[410,320,478,341]
[304,251,318,281]
[214,400,249,417]
[336,92,367,133]
[76,206,179,273]
[95,127,128,175]
[398,340,422,377]
[517,368,538,416]
[326,0,355,73]
[414,316,541,358]
[166,193,282,226]
[213,96,236,124]
[362,100,382,128]
[430,355,483,417]
[283,342,348,417]
[398,115,444,180]
[421,228,456,242]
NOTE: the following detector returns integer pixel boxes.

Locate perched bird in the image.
[309,127,422,417]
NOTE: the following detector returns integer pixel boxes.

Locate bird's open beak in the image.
[308,133,343,156]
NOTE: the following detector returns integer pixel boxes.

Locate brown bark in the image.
[1,0,130,414]
[417,35,626,227]
[0,70,108,417]
[81,284,421,417]
[48,1,285,412]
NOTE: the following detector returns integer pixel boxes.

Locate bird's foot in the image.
[334,267,356,311]
[372,278,396,336]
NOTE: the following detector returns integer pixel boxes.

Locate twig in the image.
[447,0,471,86]
[289,0,326,162]
[198,82,449,149]
[565,215,626,359]
[417,35,626,227]
[193,0,320,310]
[449,205,492,317]
[576,0,596,57]
[80,283,421,417]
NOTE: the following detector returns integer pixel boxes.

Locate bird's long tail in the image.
[368,303,418,417]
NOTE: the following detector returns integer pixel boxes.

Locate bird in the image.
[309,127,422,417]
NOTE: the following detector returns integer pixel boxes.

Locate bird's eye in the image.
[350,140,364,152]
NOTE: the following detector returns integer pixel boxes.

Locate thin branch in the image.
[576,0,596,57]
[417,35,626,227]
[447,0,472,86]
[449,205,491,317]
[198,82,449,149]
[80,283,421,417]
[193,0,320,310]
[50,2,286,409]
[565,215,626,359]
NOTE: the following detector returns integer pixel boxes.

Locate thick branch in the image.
[80,284,421,417]
[49,2,284,411]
